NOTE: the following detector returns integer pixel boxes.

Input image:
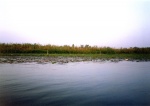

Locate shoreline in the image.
[0,55,150,64]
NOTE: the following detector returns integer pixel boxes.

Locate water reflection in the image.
[0,61,150,106]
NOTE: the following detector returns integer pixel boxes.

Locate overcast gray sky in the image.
[0,0,150,47]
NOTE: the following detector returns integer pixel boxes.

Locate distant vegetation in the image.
[0,43,150,54]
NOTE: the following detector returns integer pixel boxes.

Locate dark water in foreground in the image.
[0,61,150,106]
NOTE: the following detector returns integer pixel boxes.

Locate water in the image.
[0,61,150,106]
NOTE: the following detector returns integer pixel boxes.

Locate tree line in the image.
[0,43,150,54]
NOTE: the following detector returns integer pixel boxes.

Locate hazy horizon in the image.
[0,0,150,48]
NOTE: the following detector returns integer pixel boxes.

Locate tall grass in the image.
[0,43,150,54]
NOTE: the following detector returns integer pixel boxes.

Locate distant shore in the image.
[0,43,150,64]
[0,54,150,64]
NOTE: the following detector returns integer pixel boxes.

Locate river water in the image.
[0,61,150,106]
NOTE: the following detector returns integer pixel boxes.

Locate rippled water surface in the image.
[0,61,150,106]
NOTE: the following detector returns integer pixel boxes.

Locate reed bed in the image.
[0,43,150,54]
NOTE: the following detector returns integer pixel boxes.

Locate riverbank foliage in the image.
[0,43,150,54]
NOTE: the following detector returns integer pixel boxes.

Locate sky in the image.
[0,0,150,47]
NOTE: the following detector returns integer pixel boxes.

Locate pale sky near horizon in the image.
[0,0,150,47]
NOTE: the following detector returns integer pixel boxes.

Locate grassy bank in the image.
[1,53,150,60]
[0,43,150,60]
